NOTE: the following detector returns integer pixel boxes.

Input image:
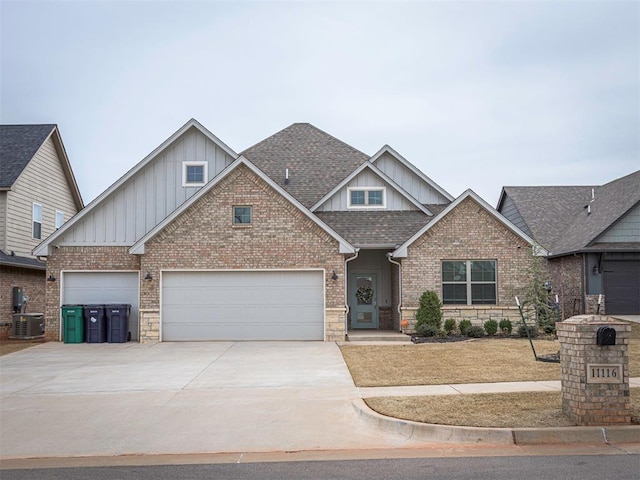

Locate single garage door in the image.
[603,260,640,315]
[162,270,324,341]
[62,272,140,341]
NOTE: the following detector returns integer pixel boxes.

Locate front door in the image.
[350,273,378,329]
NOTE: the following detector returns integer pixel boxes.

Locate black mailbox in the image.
[596,326,616,346]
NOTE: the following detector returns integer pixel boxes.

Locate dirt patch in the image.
[364,388,640,428]
[0,339,45,356]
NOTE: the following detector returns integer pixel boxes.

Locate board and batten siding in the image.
[498,195,532,238]
[374,152,450,205]
[58,128,234,246]
[5,136,79,257]
[316,169,420,212]
[597,203,640,243]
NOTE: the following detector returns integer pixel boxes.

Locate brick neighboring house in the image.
[0,125,83,339]
[35,119,539,342]
[497,170,640,318]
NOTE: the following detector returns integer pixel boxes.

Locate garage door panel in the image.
[162,271,324,341]
[63,272,140,341]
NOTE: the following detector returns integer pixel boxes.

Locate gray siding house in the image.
[0,124,83,336]
[498,170,640,317]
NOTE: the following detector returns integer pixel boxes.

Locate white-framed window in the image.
[32,203,43,239]
[55,210,65,229]
[233,206,252,225]
[182,161,207,187]
[442,260,497,305]
[347,187,386,208]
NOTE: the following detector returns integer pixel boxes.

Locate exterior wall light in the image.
[331,270,338,280]
[145,272,152,281]
[46,275,56,282]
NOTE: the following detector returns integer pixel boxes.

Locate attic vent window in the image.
[182,161,207,187]
[348,187,386,208]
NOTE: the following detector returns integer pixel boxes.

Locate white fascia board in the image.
[33,119,238,257]
[370,145,454,202]
[310,161,432,215]
[391,189,545,258]
[129,156,356,255]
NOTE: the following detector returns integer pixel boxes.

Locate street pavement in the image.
[0,341,639,462]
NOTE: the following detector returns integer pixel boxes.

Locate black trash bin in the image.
[83,305,106,343]
[106,304,131,343]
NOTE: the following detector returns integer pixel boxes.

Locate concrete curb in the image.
[352,399,640,445]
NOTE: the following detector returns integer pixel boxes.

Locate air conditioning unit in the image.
[12,314,45,338]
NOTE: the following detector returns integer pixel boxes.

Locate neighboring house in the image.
[497,170,640,318]
[35,119,539,342]
[0,124,83,338]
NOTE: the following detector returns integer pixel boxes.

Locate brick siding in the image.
[0,266,46,340]
[400,197,532,330]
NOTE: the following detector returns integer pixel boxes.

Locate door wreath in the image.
[356,285,373,304]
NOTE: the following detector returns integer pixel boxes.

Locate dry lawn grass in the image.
[365,388,640,428]
[0,340,44,356]
[340,322,640,387]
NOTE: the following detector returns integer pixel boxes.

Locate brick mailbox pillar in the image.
[557,315,631,426]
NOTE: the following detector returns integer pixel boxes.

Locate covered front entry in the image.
[161,270,325,341]
[347,249,399,331]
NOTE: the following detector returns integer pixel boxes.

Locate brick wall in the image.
[44,246,141,340]
[140,165,347,340]
[547,255,586,319]
[557,316,631,425]
[0,266,46,340]
[400,197,532,330]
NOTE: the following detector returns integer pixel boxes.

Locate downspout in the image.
[344,249,360,337]
[387,253,402,332]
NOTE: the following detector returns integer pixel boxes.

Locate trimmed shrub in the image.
[458,319,472,335]
[415,291,443,331]
[444,318,457,335]
[415,323,440,337]
[467,326,485,338]
[499,319,512,335]
[483,319,498,336]
[518,325,539,338]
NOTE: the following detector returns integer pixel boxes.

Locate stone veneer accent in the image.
[139,309,160,343]
[400,306,522,333]
[557,315,631,426]
[400,197,532,333]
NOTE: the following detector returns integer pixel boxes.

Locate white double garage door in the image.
[63,270,325,341]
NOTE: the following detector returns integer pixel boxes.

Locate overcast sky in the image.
[1,0,638,207]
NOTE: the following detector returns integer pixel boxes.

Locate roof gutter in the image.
[386,253,402,331]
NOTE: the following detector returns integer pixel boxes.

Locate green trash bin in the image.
[62,305,84,344]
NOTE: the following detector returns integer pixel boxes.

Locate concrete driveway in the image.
[0,341,434,458]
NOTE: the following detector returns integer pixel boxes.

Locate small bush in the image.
[415,323,440,337]
[459,319,472,335]
[444,318,457,335]
[518,325,539,338]
[415,291,443,331]
[499,319,512,335]
[466,326,485,338]
[484,319,498,336]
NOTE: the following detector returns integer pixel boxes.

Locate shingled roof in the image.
[501,170,640,256]
[0,124,56,188]
[241,123,369,208]
[315,211,431,247]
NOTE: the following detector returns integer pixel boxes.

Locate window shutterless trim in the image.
[233,205,252,225]
[182,161,208,187]
[441,260,497,305]
[347,187,386,209]
[32,202,43,240]
[55,210,65,229]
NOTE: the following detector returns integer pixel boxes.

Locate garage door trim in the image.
[60,270,141,342]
